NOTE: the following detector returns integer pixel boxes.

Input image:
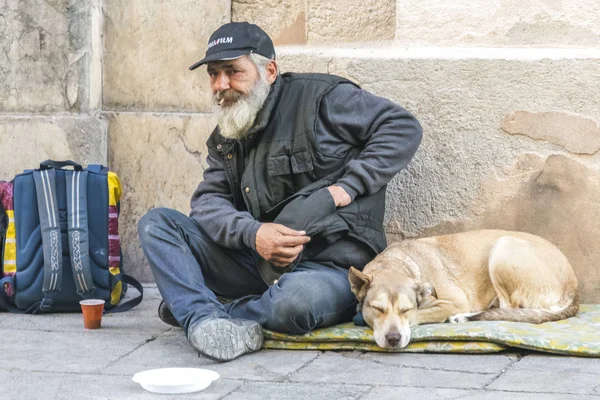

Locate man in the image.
[138,22,422,362]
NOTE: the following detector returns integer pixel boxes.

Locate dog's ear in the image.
[348,266,372,302]
[413,282,438,308]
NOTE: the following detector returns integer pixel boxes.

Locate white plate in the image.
[132,368,220,394]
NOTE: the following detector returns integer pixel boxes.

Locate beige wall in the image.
[3,1,600,301]
[0,0,106,177]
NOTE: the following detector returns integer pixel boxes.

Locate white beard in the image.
[214,75,271,140]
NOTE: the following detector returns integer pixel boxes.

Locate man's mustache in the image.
[214,90,245,106]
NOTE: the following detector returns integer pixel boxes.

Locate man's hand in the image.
[255,223,311,267]
[327,185,351,207]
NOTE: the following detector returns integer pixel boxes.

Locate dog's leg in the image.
[449,312,481,323]
[415,300,468,325]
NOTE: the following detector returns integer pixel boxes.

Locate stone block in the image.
[396,0,600,46]
[488,368,599,395]
[109,327,321,381]
[107,112,216,282]
[502,111,600,154]
[0,370,242,400]
[0,328,148,374]
[0,287,168,336]
[0,115,107,178]
[288,352,494,389]
[278,47,600,301]
[0,0,99,112]
[307,0,395,43]
[512,352,600,374]
[103,0,231,112]
[361,387,476,400]
[359,352,517,374]
[224,382,369,400]
[233,0,307,45]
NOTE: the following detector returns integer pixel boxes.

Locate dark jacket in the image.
[190,72,422,283]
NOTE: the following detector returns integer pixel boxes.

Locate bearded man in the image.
[137,22,423,361]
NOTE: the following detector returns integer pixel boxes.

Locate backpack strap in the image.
[104,274,144,313]
[32,169,63,312]
[65,170,96,297]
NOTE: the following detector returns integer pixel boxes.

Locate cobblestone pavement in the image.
[1,286,598,399]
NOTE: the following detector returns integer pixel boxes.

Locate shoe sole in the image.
[189,319,264,361]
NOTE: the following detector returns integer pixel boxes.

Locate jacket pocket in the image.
[290,150,313,174]
[267,155,292,177]
[268,150,315,177]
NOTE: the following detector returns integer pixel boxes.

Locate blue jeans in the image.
[137,208,358,335]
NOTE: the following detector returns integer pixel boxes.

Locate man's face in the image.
[207,56,259,108]
[207,55,274,139]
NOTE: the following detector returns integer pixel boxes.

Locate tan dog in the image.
[348,230,579,349]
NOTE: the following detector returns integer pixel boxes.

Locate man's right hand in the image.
[255,223,311,267]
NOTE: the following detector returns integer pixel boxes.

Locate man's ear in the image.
[265,60,278,84]
[348,266,372,302]
[413,282,438,308]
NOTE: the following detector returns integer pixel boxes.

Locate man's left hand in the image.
[327,185,351,207]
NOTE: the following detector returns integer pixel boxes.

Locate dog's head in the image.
[348,266,437,349]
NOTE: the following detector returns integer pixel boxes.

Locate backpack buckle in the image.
[38,297,54,312]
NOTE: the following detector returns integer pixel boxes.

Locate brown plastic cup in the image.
[80,299,105,329]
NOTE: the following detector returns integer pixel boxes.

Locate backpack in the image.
[0,160,142,313]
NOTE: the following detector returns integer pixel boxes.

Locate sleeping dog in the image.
[348,230,579,349]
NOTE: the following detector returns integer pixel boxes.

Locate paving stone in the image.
[3,285,598,399]
[361,387,476,400]
[0,287,168,336]
[464,391,599,400]
[488,368,600,395]
[365,387,600,400]
[288,352,494,389]
[359,352,518,374]
[0,329,150,374]
[108,331,322,382]
[0,369,242,400]
[512,353,600,374]
[223,382,369,400]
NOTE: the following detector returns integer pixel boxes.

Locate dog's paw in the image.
[449,312,478,323]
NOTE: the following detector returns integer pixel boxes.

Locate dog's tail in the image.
[467,295,579,324]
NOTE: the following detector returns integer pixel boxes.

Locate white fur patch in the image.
[449,312,479,323]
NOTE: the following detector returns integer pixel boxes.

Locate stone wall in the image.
[3,1,600,301]
[103,0,230,280]
[0,0,106,174]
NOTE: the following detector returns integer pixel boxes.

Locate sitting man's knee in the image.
[137,207,173,239]
[267,297,317,335]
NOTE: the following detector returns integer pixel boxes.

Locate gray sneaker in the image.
[188,318,264,361]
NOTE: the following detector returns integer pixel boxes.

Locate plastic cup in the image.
[80,299,105,329]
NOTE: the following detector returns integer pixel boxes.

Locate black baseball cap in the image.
[189,22,275,70]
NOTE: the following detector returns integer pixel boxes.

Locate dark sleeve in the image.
[318,83,423,200]
[189,154,261,250]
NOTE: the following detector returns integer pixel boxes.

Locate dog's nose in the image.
[386,332,401,347]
